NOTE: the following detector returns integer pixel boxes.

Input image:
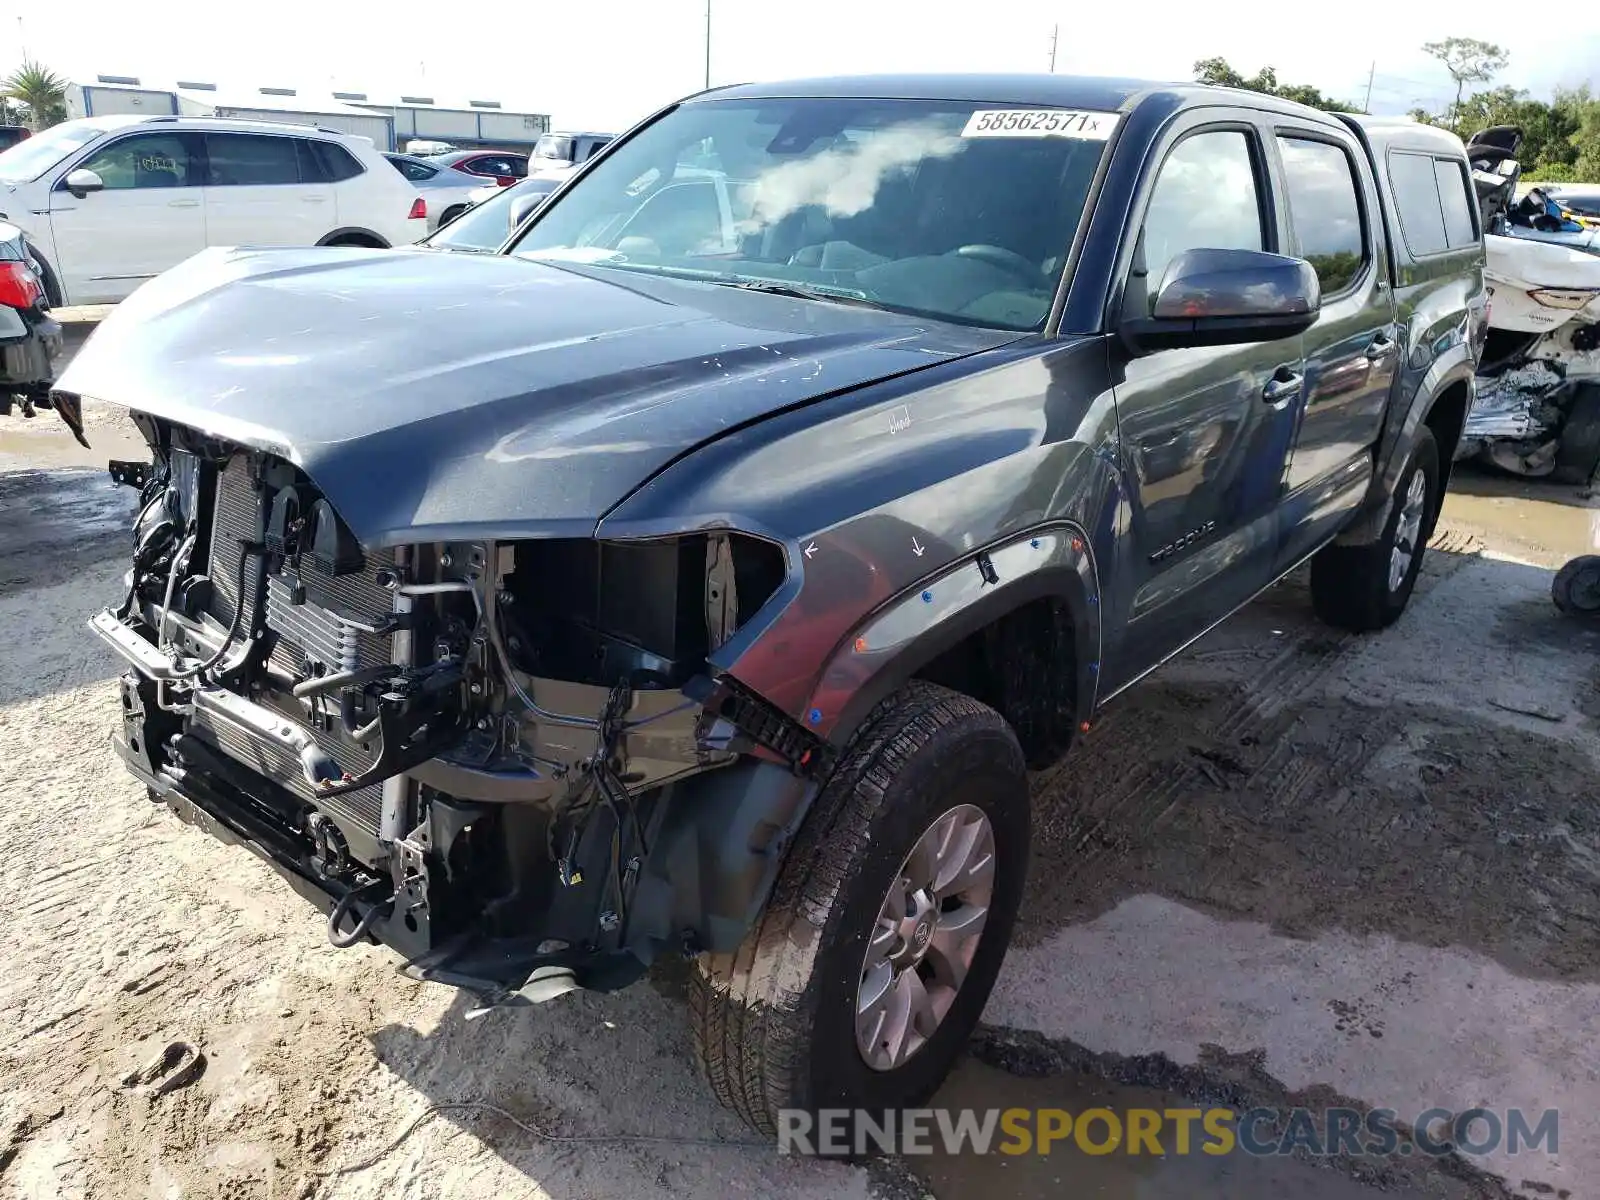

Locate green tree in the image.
[1193,57,1360,114]
[1422,37,1509,122]
[2,60,69,130]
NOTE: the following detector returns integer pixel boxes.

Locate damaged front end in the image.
[92,419,825,1008]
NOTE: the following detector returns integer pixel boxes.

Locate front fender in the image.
[804,524,1101,746]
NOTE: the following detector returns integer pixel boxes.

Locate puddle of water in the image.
[911,1058,1424,1199]
[1443,470,1600,566]
[0,413,147,471]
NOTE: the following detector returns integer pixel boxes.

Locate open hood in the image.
[59,246,1007,545]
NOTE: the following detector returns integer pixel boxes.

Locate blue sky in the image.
[3,0,1596,130]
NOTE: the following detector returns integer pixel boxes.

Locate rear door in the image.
[1104,113,1307,692]
[1270,125,1399,568]
[47,130,207,303]
[202,132,333,247]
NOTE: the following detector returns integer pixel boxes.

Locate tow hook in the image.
[326,878,394,948]
[307,812,350,878]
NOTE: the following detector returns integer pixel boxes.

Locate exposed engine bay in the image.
[1459,125,1600,482]
[92,415,821,1005]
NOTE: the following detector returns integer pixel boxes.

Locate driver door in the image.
[1102,117,1306,693]
[48,131,207,304]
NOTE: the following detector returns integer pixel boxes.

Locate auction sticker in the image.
[961,109,1119,140]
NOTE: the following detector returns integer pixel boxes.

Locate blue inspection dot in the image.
[808,708,823,725]
[1029,538,1041,549]
[1088,662,1100,674]
[1088,594,1099,606]
[921,590,933,603]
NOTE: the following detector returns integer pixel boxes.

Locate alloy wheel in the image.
[1389,469,1429,593]
[855,804,995,1071]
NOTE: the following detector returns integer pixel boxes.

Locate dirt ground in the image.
[1,372,1597,1200]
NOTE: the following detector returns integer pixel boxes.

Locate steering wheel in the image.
[954,244,1048,290]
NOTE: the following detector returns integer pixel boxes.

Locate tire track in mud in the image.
[1019,528,1484,939]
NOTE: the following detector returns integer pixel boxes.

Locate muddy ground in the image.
[1,375,1596,1200]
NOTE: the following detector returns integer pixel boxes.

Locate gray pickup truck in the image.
[65,74,1485,1133]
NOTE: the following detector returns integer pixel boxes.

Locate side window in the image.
[77,133,200,189]
[403,159,438,181]
[309,141,364,183]
[206,134,301,186]
[1140,130,1264,304]
[1387,151,1448,256]
[1276,136,1367,293]
[584,140,610,161]
[297,140,331,184]
[1434,157,1478,249]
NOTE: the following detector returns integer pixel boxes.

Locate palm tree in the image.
[3,60,69,130]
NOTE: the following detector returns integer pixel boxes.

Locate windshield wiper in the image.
[709,278,884,309]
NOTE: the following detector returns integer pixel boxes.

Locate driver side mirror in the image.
[1121,248,1321,354]
[62,168,105,199]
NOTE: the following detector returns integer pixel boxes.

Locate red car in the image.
[423,149,527,186]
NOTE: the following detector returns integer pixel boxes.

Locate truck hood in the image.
[59,246,1008,545]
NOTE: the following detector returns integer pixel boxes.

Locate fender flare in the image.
[805,523,1103,748]
[1336,347,1475,546]
[315,226,391,249]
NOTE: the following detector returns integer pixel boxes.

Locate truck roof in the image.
[691,73,1362,129]
[1339,114,1468,160]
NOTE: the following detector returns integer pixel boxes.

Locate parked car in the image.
[382,152,484,230]
[0,125,29,152]
[529,130,614,175]
[0,114,428,305]
[423,149,528,185]
[66,75,1484,1134]
[0,219,60,417]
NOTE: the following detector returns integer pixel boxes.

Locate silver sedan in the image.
[382,154,488,232]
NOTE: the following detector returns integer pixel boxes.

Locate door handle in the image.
[167,198,200,208]
[1364,332,1395,360]
[301,195,327,203]
[1262,370,1304,404]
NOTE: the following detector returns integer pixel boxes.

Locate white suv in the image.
[0,115,428,305]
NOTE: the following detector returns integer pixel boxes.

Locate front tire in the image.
[689,681,1029,1139]
[1310,426,1439,632]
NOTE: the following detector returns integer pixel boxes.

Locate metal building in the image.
[65,77,551,155]
[347,96,551,153]
[173,85,396,149]
[66,77,178,118]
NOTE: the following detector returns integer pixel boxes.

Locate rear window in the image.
[389,156,438,182]
[306,139,365,182]
[534,134,574,162]
[1434,158,1478,248]
[1387,150,1477,257]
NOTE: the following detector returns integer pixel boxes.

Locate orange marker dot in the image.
[1079,721,1092,733]
[1071,538,1084,552]
[854,637,869,653]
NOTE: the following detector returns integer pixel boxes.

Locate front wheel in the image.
[689,681,1029,1139]
[1310,426,1440,632]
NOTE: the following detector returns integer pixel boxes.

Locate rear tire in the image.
[438,204,467,227]
[1551,383,1600,486]
[1552,555,1600,618]
[1310,426,1440,632]
[689,681,1029,1141]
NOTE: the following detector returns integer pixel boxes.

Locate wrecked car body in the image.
[69,75,1480,1133]
[1460,126,1600,481]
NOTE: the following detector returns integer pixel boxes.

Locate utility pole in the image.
[704,0,712,90]
[1363,61,1376,112]
[1048,24,1058,73]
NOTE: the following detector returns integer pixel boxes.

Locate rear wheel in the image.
[689,681,1028,1139]
[1552,555,1600,618]
[438,204,467,228]
[1310,426,1439,632]
[1551,383,1600,486]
